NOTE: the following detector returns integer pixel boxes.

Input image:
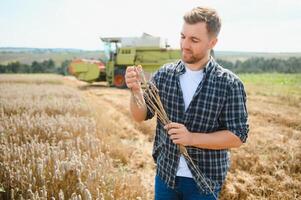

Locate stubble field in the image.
[0,73,300,199]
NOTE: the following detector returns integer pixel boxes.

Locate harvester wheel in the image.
[114,68,126,88]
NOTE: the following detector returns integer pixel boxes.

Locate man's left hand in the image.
[164,122,193,146]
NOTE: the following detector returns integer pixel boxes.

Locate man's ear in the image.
[209,37,218,49]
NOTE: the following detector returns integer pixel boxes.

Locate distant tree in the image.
[0,64,5,73]
[31,61,43,73]
[19,63,31,73]
[286,57,301,73]
[57,60,71,75]
[216,59,234,71]
[234,60,242,72]
[42,59,56,73]
[217,57,301,73]
[12,62,21,73]
[4,62,18,73]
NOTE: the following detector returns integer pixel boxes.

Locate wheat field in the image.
[0,74,150,200]
[0,74,300,199]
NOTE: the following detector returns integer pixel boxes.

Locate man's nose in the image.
[181,38,190,49]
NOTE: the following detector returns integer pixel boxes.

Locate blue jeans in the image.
[155,175,220,200]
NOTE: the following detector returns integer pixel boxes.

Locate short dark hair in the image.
[183,7,221,37]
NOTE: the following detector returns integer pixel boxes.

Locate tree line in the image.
[217,57,301,73]
[0,59,70,75]
[0,57,300,74]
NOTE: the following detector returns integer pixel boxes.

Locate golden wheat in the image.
[0,75,147,199]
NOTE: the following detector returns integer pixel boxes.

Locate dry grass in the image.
[0,74,63,84]
[219,75,301,200]
[0,75,148,199]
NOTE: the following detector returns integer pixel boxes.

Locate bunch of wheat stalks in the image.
[131,66,218,200]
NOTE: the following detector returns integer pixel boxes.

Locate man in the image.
[125,7,249,200]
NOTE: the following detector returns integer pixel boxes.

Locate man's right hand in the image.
[126,65,147,122]
[125,65,142,93]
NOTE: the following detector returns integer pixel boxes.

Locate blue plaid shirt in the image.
[145,58,249,193]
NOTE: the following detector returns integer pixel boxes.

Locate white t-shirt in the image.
[177,64,204,177]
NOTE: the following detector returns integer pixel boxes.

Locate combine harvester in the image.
[68,33,181,88]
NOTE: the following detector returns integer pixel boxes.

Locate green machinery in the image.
[68,33,181,88]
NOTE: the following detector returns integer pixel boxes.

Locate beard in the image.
[181,49,204,64]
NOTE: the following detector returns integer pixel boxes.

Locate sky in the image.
[0,0,301,52]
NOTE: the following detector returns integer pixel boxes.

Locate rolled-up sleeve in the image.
[220,80,249,143]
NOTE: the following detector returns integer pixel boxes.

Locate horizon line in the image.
[0,46,301,54]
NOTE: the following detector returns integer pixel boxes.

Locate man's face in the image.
[180,22,217,64]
